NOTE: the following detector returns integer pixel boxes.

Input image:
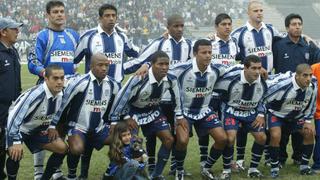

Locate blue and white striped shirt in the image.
[214,67,268,115]
[123,35,193,73]
[28,28,79,76]
[264,72,317,121]
[51,72,120,133]
[7,82,63,147]
[211,34,240,66]
[74,25,139,82]
[231,22,281,72]
[171,59,227,120]
[110,68,183,124]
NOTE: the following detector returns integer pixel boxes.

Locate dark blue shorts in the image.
[187,112,222,137]
[22,131,51,154]
[267,113,304,132]
[69,125,109,150]
[140,115,170,137]
[222,106,264,132]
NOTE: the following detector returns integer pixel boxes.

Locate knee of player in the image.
[216,133,228,146]
[254,132,267,145]
[226,134,236,146]
[162,135,174,148]
[270,131,281,143]
[55,142,69,154]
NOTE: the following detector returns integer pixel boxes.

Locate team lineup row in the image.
[1,0,320,180]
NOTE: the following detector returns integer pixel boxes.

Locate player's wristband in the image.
[257,113,265,118]
[305,120,312,123]
[48,125,56,129]
[13,141,22,145]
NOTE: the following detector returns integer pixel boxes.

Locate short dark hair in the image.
[215,13,232,26]
[167,14,184,26]
[151,51,169,64]
[193,39,211,53]
[285,13,303,28]
[243,55,261,68]
[296,63,311,75]
[46,0,64,14]
[99,4,117,17]
[45,64,64,77]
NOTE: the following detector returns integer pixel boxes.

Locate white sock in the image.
[33,151,46,180]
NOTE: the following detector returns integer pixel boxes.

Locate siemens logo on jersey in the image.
[104,52,122,64]
[85,99,108,106]
[51,50,74,57]
[212,54,236,60]
[185,87,213,93]
[248,46,271,53]
[233,100,258,107]
[286,99,308,106]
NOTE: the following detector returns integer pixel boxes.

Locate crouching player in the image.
[214,55,268,179]
[110,51,185,179]
[48,53,120,179]
[6,64,68,180]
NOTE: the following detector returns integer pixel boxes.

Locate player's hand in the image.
[126,118,139,131]
[175,118,188,132]
[162,30,169,39]
[302,122,315,137]
[135,64,149,78]
[47,128,59,142]
[260,67,268,80]
[252,115,265,129]
[207,33,215,40]
[8,144,23,161]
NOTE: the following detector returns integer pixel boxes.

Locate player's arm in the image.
[73,32,91,64]
[27,34,47,77]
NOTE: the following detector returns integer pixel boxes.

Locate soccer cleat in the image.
[270,170,279,179]
[293,159,301,166]
[220,171,231,180]
[151,175,166,180]
[175,170,184,180]
[77,175,88,180]
[300,167,316,175]
[201,168,217,180]
[248,169,263,178]
[169,169,192,177]
[234,160,246,172]
[264,159,271,167]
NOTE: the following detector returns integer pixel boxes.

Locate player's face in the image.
[45,69,65,96]
[244,62,262,83]
[99,9,117,31]
[121,130,132,145]
[296,69,312,89]
[91,59,110,80]
[248,3,263,24]
[0,28,20,45]
[216,18,232,38]
[195,45,212,68]
[167,19,184,41]
[47,6,66,27]
[152,57,170,81]
[287,18,303,38]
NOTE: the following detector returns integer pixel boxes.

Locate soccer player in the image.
[123,14,193,176]
[27,1,79,179]
[110,51,184,179]
[214,55,268,179]
[48,53,120,180]
[230,0,281,170]
[265,64,317,178]
[0,17,23,180]
[74,3,139,82]
[272,13,320,167]
[171,39,228,180]
[6,64,68,180]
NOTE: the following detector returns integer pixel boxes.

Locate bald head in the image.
[167,14,184,26]
[248,0,263,11]
[90,53,109,68]
[296,63,311,75]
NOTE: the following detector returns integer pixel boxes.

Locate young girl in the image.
[107,121,148,180]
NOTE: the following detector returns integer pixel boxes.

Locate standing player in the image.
[110,51,184,179]
[123,14,193,177]
[0,17,23,180]
[230,0,281,170]
[265,64,317,178]
[72,4,139,179]
[48,53,119,180]
[27,1,79,179]
[214,55,268,179]
[6,64,68,180]
[171,39,228,180]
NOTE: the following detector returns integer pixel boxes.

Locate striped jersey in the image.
[311,63,320,120]
[51,72,120,133]
[6,82,63,147]
[214,66,267,114]
[110,68,183,124]
[123,35,193,73]
[264,72,317,121]
[74,25,139,82]
[211,34,240,66]
[231,22,281,72]
[28,28,79,76]
[171,59,227,120]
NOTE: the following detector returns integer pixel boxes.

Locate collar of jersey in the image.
[192,58,212,74]
[168,34,186,44]
[43,82,63,100]
[97,24,116,36]
[89,71,109,85]
[214,34,232,43]
[246,21,267,32]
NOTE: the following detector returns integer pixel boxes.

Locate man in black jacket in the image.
[0,17,23,179]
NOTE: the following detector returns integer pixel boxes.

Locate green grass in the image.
[17,64,317,180]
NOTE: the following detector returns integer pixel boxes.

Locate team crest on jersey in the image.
[164,47,171,54]
[256,87,262,93]
[59,37,66,44]
[305,52,310,60]
[104,89,110,96]
[96,41,102,47]
[88,88,93,95]
[233,88,240,96]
